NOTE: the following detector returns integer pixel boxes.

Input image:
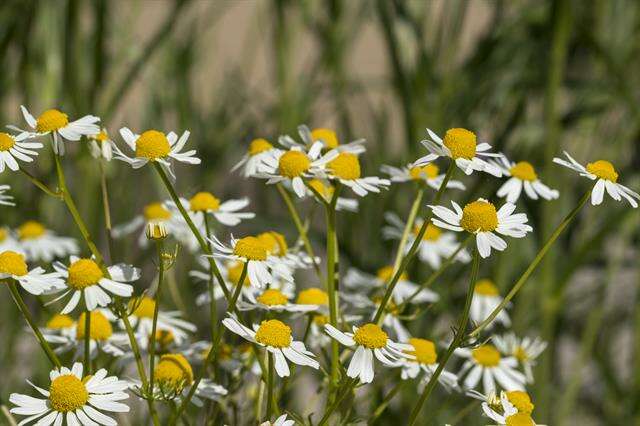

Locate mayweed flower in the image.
[51,257,138,313]
[278,125,366,154]
[188,192,255,226]
[383,213,471,269]
[87,128,114,161]
[344,266,439,305]
[493,156,559,203]
[16,221,78,262]
[255,230,314,271]
[429,199,532,258]
[304,179,359,212]
[43,314,76,336]
[471,279,511,328]
[553,151,639,207]
[0,185,15,206]
[493,333,547,383]
[380,162,466,191]
[0,250,65,295]
[455,344,526,394]
[400,337,459,390]
[127,296,196,345]
[191,259,271,305]
[260,414,295,426]
[324,322,414,383]
[9,362,129,425]
[13,106,100,155]
[0,131,43,172]
[481,391,537,426]
[223,314,320,377]
[414,128,503,176]
[319,150,390,197]
[232,138,282,178]
[238,288,319,313]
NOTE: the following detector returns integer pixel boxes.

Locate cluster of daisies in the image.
[0,104,638,426]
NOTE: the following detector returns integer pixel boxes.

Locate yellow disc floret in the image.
[407,338,438,364]
[248,138,273,156]
[0,251,28,276]
[409,163,440,180]
[413,223,442,241]
[313,314,329,326]
[36,109,69,133]
[307,179,334,200]
[0,133,16,151]
[135,130,171,160]
[474,279,499,296]
[256,231,288,256]
[472,344,501,367]
[353,323,388,349]
[376,266,408,283]
[144,202,172,222]
[505,413,534,426]
[297,288,329,305]
[18,221,46,240]
[152,329,175,348]
[154,354,194,391]
[255,319,292,348]
[233,236,267,261]
[278,151,311,178]
[514,346,529,362]
[132,297,155,319]
[327,153,361,180]
[93,130,109,142]
[460,200,498,233]
[311,128,339,149]
[226,261,251,286]
[67,259,103,289]
[510,161,538,182]
[0,228,6,242]
[443,128,477,159]
[76,311,113,341]
[189,192,221,212]
[256,288,289,306]
[49,374,89,412]
[46,314,74,330]
[586,160,618,182]
[505,391,534,414]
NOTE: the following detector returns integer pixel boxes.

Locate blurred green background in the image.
[0,1,639,424]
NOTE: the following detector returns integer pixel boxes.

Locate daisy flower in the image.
[0,250,66,295]
[260,414,295,426]
[87,128,114,161]
[380,162,466,191]
[494,333,547,383]
[344,266,439,305]
[16,221,78,262]
[324,322,414,383]
[188,192,255,226]
[383,213,471,269]
[481,391,537,426]
[255,230,314,271]
[0,185,15,206]
[553,151,639,207]
[126,296,196,345]
[455,344,526,394]
[470,279,511,328]
[429,198,532,258]
[305,179,359,212]
[50,257,138,313]
[232,138,283,178]
[222,314,320,377]
[493,157,559,203]
[400,338,459,390]
[279,125,366,154]
[112,127,200,176]
[0,131,43,172]
[321,151,391,197]
[238,288,318,313]
[9,362,129,426]
[14,106,100,155]
[414,128,503,176]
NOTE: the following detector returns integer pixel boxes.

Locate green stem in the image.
[83,300,91,374]
[265,352,275,421]
[203,213,218,349]
[367,380,405,425]
[148,239,165,413]
[325,183,342,391]
[391,185,425,273]
[317,378,358,426]
[19,167,62,198]
[98,160,115,261]
[408,248,480,425]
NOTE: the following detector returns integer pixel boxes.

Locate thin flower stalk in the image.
[390,184,425,274]
[266,352,275,421]
[325,183,342,391]
[203,213,219,351]
[19,166,62,199]
[148,239,166,409]
[83,298,91,373]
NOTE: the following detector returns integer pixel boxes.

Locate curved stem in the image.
[148,239,165,414]
[390,185,425,274]
[19,167,62,198]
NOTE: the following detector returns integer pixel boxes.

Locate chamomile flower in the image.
[13,106,100,155]
[481,391,537,426]
[188,192,255,226]
[400,338,459,390]
[381,162,466,191]
[88,128,114,161]
[553,151,639,207]
[0,132,43,172]
[126,296,196,345]
[493,157,559,203]
[324,323,414,383]
[232,138,283,178]
[222,314,320,377]
[113,127,200,176]
[9,362,129,426]
[383,213,471,269]
[471,279,511,328]
[429,199,532,258]
[43,314,76,336]
[16,221,79,262]
[414,128,503,176]
[256,230,314,271]
[238,288,318,313]
[0,185,15,206]
[260,414,295,426]
[305,179,359,212]
[344,266,439,305]
[322,152,391,197]
[455,344,526,394]
[278,125,366,154]
[0,250,66,295]
[191,259,266,305]
[50,257,138,313]
[494,333,546,383]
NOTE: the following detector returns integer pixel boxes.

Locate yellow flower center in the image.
[409,164,440,180]
[255,319,292,348]
[353,323,388,349]
[0,133,16,151]
[510,161,538,182]
[67,259,103,289]
[76,311,113,341]
[313,314,329,326]
[474,279,499,296]
[406,338,438,365]
[327,153,361,180]
[308,179,334,199]
[472,345,501,367]
[18,221,46,240]
[443,128,477,159]
[256,231,288,256]
[586,160,618,182]
[132,297,155,319]
[278,151,311,178]
[135,130,171,160]
[248,138,273,156]
[376,266,408,283]
[189,192,220,212]
[0,251,28,276]
[297,288,329,305]
[48,374,88,412]
[506,391,534,414]
[36,109,69,133]
[414,223,442,241]
[505,413,534,426]
[0,228,6,242]
[226,261,251,287]
[311,128,339,149]
[514,346,529,363]
[143,203,172,221]
[151,329,175,348]
[233,236,267,261]
[154,354,194,392]
[46,314,74,329]
[460,200,498,233]
[93,130,109,142]
[256,288,289,306]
